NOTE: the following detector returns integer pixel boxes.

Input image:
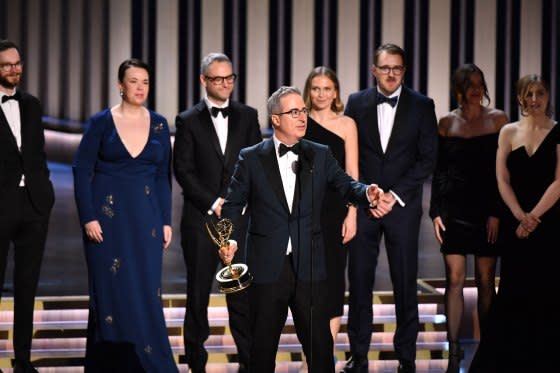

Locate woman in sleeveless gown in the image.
[469,75,560,373]
[73,59,178,372]
[301,66,359,371]
[429,64,508,373]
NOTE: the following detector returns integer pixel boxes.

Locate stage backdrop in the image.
[1,0,558,128]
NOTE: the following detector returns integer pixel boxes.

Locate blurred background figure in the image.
[429,63,508,373]
[301,65,359,372]
[173,52,261,373]
[0,39,55,373]
[73,58,177,372]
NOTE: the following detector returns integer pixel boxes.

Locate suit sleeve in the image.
[392,98,439,202]
[173,113,217,212]
[222,149,251,242]
[72,115,104,226]
[155,117,172,225]
[323,147,369,206]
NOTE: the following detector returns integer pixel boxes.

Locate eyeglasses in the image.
[205,73,237,85]
[375,65,405,76]
[0,61,23,72]
[273,108,310,119]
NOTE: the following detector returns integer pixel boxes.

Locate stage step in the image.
[0,290,450,371]
[0,359,450,372]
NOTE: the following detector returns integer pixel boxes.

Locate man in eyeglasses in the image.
[340,44,438,373]
[173,52,262,373]
[220,86,384,373]
[0,40,54,373]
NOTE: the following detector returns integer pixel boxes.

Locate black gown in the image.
[304,117,348,318]
[469,124,560,373]
[430,133,502,256]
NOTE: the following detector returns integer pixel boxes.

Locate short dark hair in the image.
[0,40,21,54]
[118,58,150,82]
[303,66,344,113]
[374,43,406,66]
[451,63,491,106]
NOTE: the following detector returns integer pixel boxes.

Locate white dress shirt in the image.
[205,97,230,215]
[273,135,298,254]
[1,89,25,186]
[377,85,402,153]
[205,96,229,154]
[376,86,405,206]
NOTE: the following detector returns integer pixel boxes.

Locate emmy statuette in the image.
[205,218,252,293]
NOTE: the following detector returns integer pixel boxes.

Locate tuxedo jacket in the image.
[345,85,438,209]
[0,91,54,215]
[222,138,370,284]
[173,100,262,227]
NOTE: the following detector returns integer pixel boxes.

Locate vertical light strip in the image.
[519,0,542,77]
[46,0,61,116]
[428,0,451,118]
[245,0,270,129]
[337,0,360,103]
[156,0,179,125]
[108,0,132,106]
[67,0,84,120]
[24,0,41,97]
[246,0,270,129]
[200,0,223,98]
[474,0,497,105]
[382,0,405,46]
[292,0,314,91]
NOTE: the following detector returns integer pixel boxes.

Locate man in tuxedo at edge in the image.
[173,52,262,373]
[0,40,55,373]
[340,43,438,373]
[220,86,384,373]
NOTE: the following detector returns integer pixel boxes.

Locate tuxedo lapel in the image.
[366,89,383,153]
[258,139,290,213]
[386,86,409,153]
[0,104,20,151]
[223,103,240,168]
[196,101,224,161]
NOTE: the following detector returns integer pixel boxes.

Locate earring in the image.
[119,90,124,97]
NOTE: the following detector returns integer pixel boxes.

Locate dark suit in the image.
[344,86,438,366]
[222,138,372,373]
[173,100,262,371]
[0,91,54,363]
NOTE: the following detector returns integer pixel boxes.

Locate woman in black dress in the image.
[429,64,508,373]
[470,75,560,373]
[300,66,359,371]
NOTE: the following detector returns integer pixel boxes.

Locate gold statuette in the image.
[205,218,252,293]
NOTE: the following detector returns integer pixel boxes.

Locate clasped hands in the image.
[367,184,394,219]
[218,240,238,265]
[516,212,540,239]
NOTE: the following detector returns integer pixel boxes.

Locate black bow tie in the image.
[278,143,300,157]
[2,92,19,103]
[211,106,230,118]
[376,92,398,107]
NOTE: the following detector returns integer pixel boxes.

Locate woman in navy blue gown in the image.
[302,66,359,371]
[73,59,177,372]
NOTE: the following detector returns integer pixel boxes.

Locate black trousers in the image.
[248,255,334,373]
[0,187,50,362]
[181,215,251,369]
